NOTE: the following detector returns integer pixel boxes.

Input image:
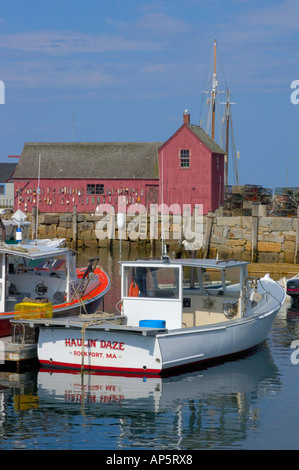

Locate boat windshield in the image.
[8,254,69,277]
[183,265,241,292]
[124,265,180,299]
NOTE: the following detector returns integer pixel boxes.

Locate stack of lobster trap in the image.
[223,185,273,215]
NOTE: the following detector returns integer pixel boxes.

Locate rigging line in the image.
[199,92,206,127]
[199,87,212,127]
[229,110,239,185]
[215,99,223,144]
[205,101,212,134]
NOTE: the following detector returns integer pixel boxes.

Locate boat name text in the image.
[65,338,125,350]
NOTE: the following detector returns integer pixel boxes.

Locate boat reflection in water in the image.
[30,345,280,449]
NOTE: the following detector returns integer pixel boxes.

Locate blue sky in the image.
[0,0,299,189]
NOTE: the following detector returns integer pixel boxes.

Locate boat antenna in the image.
[35,153,41,244]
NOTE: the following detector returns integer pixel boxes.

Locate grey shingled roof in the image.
[13,142,162,180]
[186,124,226,154]
[0,163,17,182]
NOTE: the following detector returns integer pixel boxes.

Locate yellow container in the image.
[13,394,39,411]
[14,301,53,320]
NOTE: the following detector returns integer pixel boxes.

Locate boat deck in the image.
[11,314,168,337]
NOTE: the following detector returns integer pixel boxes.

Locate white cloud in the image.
[243,0,299,31]
[0,30,162,55]
[3,59,118,90]
[135,13,191,34]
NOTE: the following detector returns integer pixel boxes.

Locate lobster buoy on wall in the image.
[16,227,22,242]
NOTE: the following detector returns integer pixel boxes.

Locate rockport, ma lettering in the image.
[64,338,124,359]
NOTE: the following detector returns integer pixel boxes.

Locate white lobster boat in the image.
[16,257,285,375]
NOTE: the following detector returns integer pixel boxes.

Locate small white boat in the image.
[0,209,65,250]
[16,257,285,375]
[0,217,65,248]
[0,241,110,337]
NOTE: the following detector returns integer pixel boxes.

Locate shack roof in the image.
[186,124,226,155]
[158,121,226,155]
[13,142,162,180]
[0,163,17,183]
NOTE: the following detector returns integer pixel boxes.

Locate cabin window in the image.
[183,266,241,294]
[87,184,104,195]
[124,266,180,299]
[0,184,5,195]
[34,257,66,275]
[180,149,190,168]
[183,266,223,289]
[7,255,67,276]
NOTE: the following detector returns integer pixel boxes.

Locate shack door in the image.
[145,185,159,210]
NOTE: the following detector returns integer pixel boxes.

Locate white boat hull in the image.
[37,305,279,375]
[158,309,277,371]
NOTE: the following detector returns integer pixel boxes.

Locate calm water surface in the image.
[1,245,299,450]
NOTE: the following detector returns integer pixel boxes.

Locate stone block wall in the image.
[24,209,299,264]
[208,215,297,263]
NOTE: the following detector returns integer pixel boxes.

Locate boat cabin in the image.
[0,244,78,312]
[121,258,249,330]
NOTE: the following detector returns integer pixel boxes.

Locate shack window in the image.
[124,266,180,299]
[180,149,190,168]
[87,184,104,195]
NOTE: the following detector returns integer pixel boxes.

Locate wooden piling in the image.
[201,212,214,259]
[32,206,37,239]
[251,204,258,263]
[107,210,115,251]
[72,205,77,250]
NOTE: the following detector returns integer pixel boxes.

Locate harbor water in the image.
[1,245,299,450]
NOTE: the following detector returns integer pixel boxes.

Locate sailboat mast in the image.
[211,39,217,140]
[200,40,240,188]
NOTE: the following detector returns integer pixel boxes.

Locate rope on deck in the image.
[79,311,117,373]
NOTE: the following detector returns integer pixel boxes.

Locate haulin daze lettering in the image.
[65,338,125,350]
